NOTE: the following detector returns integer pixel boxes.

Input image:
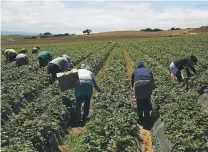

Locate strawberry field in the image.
[1,35,208,152]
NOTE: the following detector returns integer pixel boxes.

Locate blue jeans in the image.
[47,63,61,80]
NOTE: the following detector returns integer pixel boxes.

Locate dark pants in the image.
[38,57,49,67]
[7,55,16,62]
[75,95,91,125]
[177,68,193,83]
[176,70,183,82]
[47,63,61,80]
[16,58,29,66]
[136,98,152,123]
[32,50,38,54]
[185,68,192,77]
[134,76,153,123]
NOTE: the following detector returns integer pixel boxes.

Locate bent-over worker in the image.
[38,51,52,67]
[170,55,198,82]
[47,54,70,80]
[19,48,28,54]
[132,61,155,125]
[15,53,28,66]
[75,64,102,125]
[32,47,38,54]
[4,49,17,62]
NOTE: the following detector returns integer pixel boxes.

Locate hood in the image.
[80,64,91,71]
[63,54,70,62]
[136,61,145,69]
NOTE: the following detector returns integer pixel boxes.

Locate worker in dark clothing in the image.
[15,52,28,66]
[170,56,197,82]
[19,48,28,54]
[38,51,52,67]
[4,49,17,62]
[131,61,155,125]
[32,47,39,54]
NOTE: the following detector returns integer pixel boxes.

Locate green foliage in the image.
[124,35,208,151]
[1,35,208,152]
[170,27,181,30]
[83,29,92,35]
[140,28,163,32]
[1,41,115,151]
[74,47,139,152]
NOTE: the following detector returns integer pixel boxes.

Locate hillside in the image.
[92,27,208,36]
[1,27,208,45]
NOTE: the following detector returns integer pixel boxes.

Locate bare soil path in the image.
[121,43,154,152]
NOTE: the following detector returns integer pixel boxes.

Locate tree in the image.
[171,27,175,30]
[43,32,52,36]
[140,28,163,32]
[152,28,163,32]
[83,29,92,35]
[140,28,152,32]
[31,36,37,39]
[171,27,181,30]
[64,33,69,36]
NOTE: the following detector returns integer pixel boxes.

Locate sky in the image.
[1,0,208,34]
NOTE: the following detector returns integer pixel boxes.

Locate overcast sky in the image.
[1,0,208,34]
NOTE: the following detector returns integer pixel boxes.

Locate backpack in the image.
[134,74,153,99]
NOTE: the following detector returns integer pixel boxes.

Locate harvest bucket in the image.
[57,69,79,91]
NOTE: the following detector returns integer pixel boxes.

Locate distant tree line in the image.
[140,27,183,32]
[39,32,76,38]
[24,32,76,39]
[140,28,163,32]
[170,27,181,30]
[24,36,38,39]
[41,32,52,36]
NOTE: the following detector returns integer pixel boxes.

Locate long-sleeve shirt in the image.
[49,57,70,72]
[5,49,17,57]
[38,51,52,61]
[78,69,101,92]
[75,69,101,98]
[173,58,196,74]
[131,68,154,88]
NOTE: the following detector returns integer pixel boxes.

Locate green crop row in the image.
[69,44,140,152]
[123,35,208,151]
[1,41,116,151]
[1,35,207,152]
[1,42,107,124]
[126,35,208,93]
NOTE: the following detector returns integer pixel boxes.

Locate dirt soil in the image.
[68,127,84,135]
